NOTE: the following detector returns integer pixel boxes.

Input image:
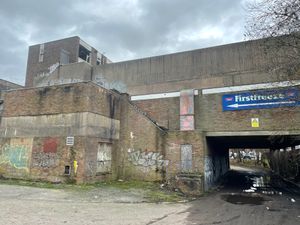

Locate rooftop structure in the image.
[25,36,111,87]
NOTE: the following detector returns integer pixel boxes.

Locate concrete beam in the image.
[205,130,300,137]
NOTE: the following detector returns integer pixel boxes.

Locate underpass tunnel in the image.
[204,134,300,190]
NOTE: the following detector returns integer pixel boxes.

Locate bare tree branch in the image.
[245,0,300,77]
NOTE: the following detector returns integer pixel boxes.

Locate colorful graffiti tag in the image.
[0,144,31,170]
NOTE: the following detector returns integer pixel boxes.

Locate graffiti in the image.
[37,78,82,87]
[87,161,96,176]
[31,152,57,168]
[204,156,214,191]
[94,75,127,93]
[0,144,31,169]
[96,143,112,173]
[36,62,60,78]
[128,149,169,169]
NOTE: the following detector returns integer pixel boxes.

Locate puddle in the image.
[243,175,283,196]
[221,169,300,204]
[221,194,265,205]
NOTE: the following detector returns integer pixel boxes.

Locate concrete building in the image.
[25,36,111,87]
[0,82,166,183]
[0,36,300,194]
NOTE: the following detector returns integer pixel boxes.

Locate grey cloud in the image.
[0,0,247,85]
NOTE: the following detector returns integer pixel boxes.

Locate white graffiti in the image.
[94,75,127,93]
[32,152,57,168]
[128,149,169,168]
[96,144,112,173]
[204,156,214,191]
[36,62,60,78]
[37,78,82,87]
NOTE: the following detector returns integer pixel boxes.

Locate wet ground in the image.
[0,166,299,224]
[221,165,300,204]
[186,165,300,225]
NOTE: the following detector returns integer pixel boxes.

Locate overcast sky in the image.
[0,0,249,85]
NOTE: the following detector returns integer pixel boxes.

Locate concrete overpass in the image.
[1,36,299,192]
[92,36,300,191]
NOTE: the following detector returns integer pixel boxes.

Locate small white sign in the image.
[66,136,74,146]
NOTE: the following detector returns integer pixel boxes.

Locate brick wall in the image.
[165,131,205,177]
[135,97,180,130]
[198,87,300,132]
[0,136,87,183]
[2,82,121,119]
[115,95,167,181]
[0,82,122,183]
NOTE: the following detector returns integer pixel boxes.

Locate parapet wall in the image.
[93,38,298,95]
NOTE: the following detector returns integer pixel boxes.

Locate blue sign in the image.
[222,89,299,111]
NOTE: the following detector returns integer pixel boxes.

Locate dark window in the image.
[78,45,91,63]
[64,165,70,175]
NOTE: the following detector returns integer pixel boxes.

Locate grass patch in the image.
[94,180,185,202]
[93,180,157,190]
[0,178,186,202]
[0,178,93,191]
[146,190,184,202]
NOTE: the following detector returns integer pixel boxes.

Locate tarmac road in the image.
[0,166,299,225]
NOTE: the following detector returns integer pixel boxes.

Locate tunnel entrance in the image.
[204,133,300,191]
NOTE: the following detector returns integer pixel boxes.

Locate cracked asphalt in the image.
[0,166,299,225]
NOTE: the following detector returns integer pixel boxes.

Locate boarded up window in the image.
[181,144,192,172]
[96,143,112,174]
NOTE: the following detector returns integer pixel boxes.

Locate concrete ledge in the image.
[205,131,300,136]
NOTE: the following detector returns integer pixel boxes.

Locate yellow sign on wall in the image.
[251,118,259,128]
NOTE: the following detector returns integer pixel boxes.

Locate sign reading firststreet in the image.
[222,89,299,111]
